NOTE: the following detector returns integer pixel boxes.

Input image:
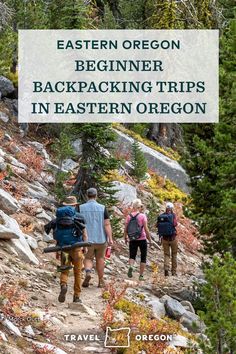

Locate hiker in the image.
[78,188,113,288]
[124,199,151,281]
[45,196,88,303]
[157,202,178,276]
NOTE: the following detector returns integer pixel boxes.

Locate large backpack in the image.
[157,213,176,237]
[55,206,83,246]
[127,213,143,241]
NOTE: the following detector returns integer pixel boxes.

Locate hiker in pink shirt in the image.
[124,199,151,281]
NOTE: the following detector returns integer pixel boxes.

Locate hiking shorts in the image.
[129,239,147,263]
[85,243,107,260]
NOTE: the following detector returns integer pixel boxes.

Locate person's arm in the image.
[124,223,129,244]
[82,228,88,254]
[104,219,113,245]
[143,219,151,245]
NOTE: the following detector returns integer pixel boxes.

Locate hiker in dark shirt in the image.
[45,196,88,303]
[157,202,178,277]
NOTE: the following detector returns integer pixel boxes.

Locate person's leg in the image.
[82,245,94,287]
[95,244,107,287]
[139,240,147,279]
[171,239,178,275]
[128,241,138,278]
[162,240,170,276]
[59,252,71,302]
[71,248,84,301]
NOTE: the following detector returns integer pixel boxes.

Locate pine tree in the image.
[71,124,119,201]
[182,7,236,256]
[131,141,147,182]
[198,253,236,354]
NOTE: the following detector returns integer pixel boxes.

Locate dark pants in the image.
[129,240,147,263]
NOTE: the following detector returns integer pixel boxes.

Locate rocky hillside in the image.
[0,76,206,354]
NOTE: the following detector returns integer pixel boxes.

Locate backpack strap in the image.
[129,212,140,219]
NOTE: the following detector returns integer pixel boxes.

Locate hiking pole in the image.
[43,242,92,254]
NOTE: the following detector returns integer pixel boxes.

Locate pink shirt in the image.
[125,212,147,240]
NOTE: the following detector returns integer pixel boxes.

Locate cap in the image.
[87,188,98,198]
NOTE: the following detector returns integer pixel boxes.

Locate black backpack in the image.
[157,213,176,237]
[127,213,143,241]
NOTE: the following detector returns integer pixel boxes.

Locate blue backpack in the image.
[157,213,176,237]
[55,206,83,247]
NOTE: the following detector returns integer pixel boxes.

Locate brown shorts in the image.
[85,243,107,260]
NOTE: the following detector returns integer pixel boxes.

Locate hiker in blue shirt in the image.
[78,188,113,289]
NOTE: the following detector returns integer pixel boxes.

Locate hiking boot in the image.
[164,270,169,277]
[127,267,133,278]
[82,273,91,288]
[58,284,67,303]
[98,278,106,288]
[73,296,82,303]
[139,275,144,281]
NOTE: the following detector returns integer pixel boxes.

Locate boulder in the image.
[72,138,83,156]
[0,111,9,123]
[148,299,166,319]
[0,188,19,214]
[113,129,189,193]
[0,76,14,97]
[25,235,38,250]
[0,210,39,264]
[0,317,22,337]
[0,156,6,171]
[61,158,79,172]
[0,210,21,239]
[180,311,205,333]
[168,334,189,348]
[181,300,195,314]
[112,181,137,205]
[164,297,186,320]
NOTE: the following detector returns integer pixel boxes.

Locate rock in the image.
[7,156,25,168]
[27,182,49,199]
[36,210,52,222]
[159,295,172,304]
[180,311,205,333]
[24,325,35,337]
[69,303,97,317]
[148,299,166,319]
[165,297,186,320]
[0,330,8,341]
[168,334,189,348]
[50,317,64,326]
[25,235,38,250]
[0,211,39,264]
[0,210,21,239]
[112,181,137,205]
[0,111,9,123]
[84,347,111,353]
[113,129,189,193]
[1,317,22,337]
[0,156,6,171]
[61,158,79,172]
[0,76,14,97]
[43,233,54,243]
[31,309,46,321]
[181,300,195,314]
[32,341,68,354]
[72,138,83,156]
[0,188,19,214]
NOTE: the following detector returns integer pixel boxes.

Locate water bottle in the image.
[105,246,112,259]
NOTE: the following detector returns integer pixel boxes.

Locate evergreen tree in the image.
[131,141,147,182]
[182,8,236,255]
[71,124,118,201]
[198,253,236,354]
